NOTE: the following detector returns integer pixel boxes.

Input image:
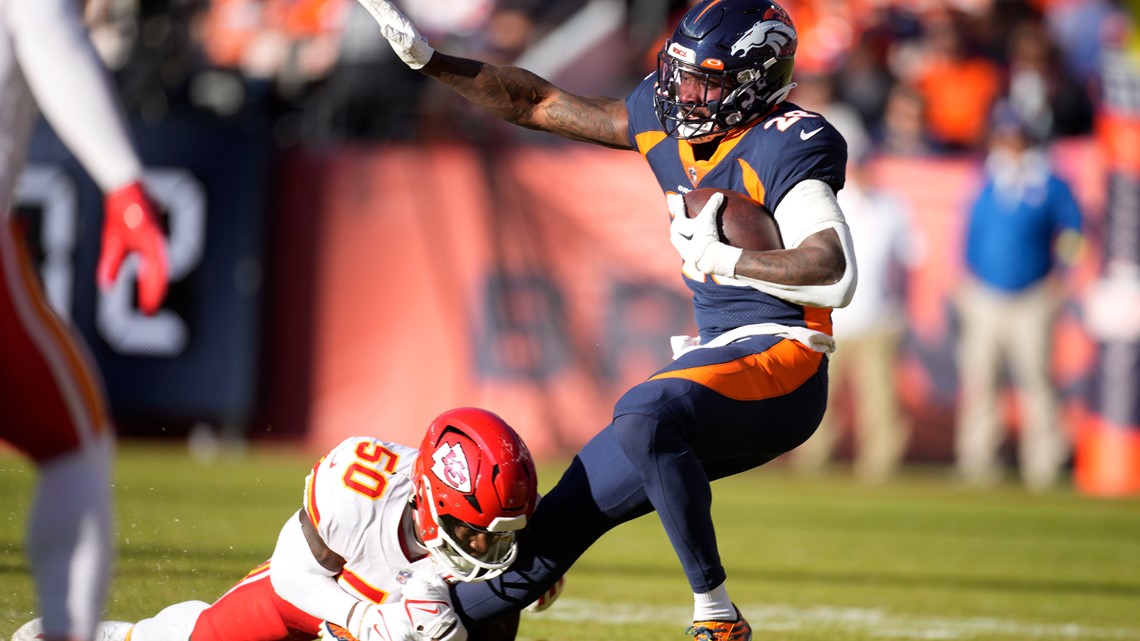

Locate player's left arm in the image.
[8,0,169,314]
[672,179,856,308]
[732,179,857,308]
[269,510,359,625]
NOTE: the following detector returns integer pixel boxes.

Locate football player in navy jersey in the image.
[357,0,857,639]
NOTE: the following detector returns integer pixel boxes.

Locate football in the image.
[683,188,783,251]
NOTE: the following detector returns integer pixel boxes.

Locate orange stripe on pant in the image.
[0,220,109,462]
[650,338,823,401]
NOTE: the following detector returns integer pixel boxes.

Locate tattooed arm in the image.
[733,179,857,308]
[734,228,846,286]
[421,53,634,150]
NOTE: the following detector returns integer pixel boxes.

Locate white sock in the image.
[130,601,211,641]
[28,435,114,640]
[693,581,736,621]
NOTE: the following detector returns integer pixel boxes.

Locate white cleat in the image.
[11,619,133,641]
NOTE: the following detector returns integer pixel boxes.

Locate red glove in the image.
[98,181,169,315]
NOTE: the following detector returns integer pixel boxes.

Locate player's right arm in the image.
[356,0,633,150]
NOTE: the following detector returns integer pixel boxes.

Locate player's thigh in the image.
[621,336,828,457]
[0,223,110,462]
[192,568,320,641]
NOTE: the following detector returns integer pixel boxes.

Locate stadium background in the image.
[10,0,1140,493]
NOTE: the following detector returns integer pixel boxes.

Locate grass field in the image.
[2,441,1139,641]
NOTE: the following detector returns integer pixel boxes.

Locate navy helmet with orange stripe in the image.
[655,0,798,140]
[412,407,538,582]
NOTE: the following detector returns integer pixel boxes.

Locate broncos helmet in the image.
[412,407,538,582]
[655,0,798,140]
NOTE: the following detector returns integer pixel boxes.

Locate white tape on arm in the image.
[735,179,858,308]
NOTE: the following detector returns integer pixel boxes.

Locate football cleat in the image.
[317,621,358,641]
[685,613,753,641]
[11,619,133,641]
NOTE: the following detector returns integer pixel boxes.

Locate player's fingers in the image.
[696,192,725,221]
[96,235,126,290]
[666,192,687,219]
[136,242,170,316]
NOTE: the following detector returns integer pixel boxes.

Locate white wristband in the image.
[697,243,743,279]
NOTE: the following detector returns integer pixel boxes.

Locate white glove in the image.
[356,0,435,69]
[344,575,465,641]
[668,192,742,278]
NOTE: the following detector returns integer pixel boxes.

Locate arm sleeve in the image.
[7,0,141,192]
[735,179,859,309]
[268,511,360,627]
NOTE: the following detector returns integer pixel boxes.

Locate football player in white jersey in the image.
[0,1,168,641]
[13,408,539,641]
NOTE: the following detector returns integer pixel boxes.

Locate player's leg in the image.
[852,329,909,484]
[125,562,320,641]
[452,428,656,623]
[1,220,115,641]
[1007,283,1064,490]
[611,336,827,639]
[954,281,1007,486]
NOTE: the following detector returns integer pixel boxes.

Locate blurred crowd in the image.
[91,0,1129,150]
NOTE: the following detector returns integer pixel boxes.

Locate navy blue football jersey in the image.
[624,74,847,340]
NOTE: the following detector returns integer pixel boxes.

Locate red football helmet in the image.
[412,407,538,582]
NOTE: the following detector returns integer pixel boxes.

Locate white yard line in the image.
[530,599,1139,640]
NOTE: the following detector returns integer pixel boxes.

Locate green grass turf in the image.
[2,442,1139,640]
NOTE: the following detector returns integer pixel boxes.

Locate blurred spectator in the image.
[874,83,941,156]
[953,100,1083,491]
[834,36,899,133]
[792,152,921,483]
[1044,0,1119,86]
[1004,19,1094,139]
[791,72,869,155]
[909,12,1002,152]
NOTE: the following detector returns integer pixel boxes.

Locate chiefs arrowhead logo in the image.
[430,441,472,492]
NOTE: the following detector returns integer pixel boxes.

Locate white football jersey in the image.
[0,0,141,213]
[303,437,440,604]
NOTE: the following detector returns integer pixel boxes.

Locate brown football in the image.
[683,188,783,251]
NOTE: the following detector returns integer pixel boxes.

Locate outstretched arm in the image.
[357,0,633,150]
[9,0,169,314]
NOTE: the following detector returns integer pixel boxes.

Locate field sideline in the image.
[2,442,1139,641]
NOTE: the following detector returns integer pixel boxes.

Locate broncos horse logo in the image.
[730,20,796,59]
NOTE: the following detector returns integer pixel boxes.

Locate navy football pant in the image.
[453,335,828,623]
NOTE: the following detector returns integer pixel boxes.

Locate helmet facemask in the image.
[653,0,799,141]
[655,52,768,140]
[411,407,537,583]
[415,480,523,582]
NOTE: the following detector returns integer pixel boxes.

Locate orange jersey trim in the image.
[635,131,668,157]
[305,459,324,526]
[649,338,823,401]
[341,568,389,604]
[803,306,833,336]
[679,119,761,187]
[737,159,766,204]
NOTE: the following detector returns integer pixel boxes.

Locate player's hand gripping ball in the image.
[682,188,783,252]
[668,188,782,278]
